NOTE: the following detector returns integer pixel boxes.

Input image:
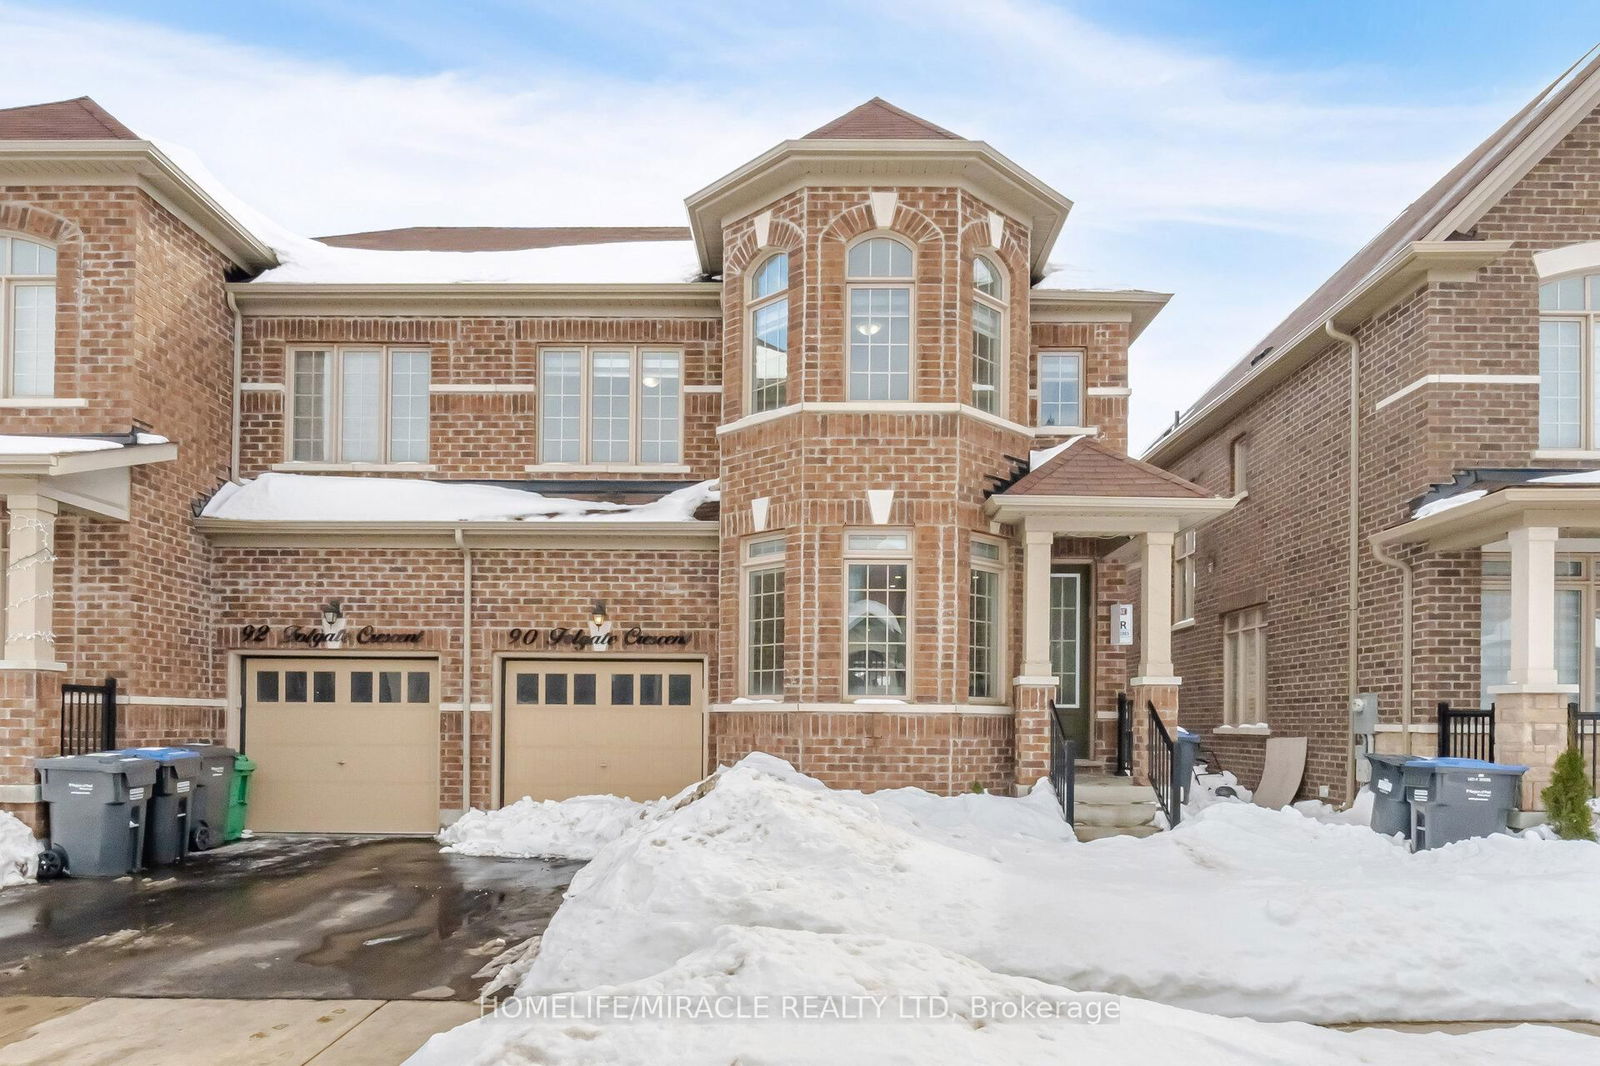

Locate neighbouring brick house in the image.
[0,95,1231,836]
[1145,51,1600,810]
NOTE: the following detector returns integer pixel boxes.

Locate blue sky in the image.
[0,1,1589,448]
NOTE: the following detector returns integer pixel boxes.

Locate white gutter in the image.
[1371,537,1415,754]
[1324,319,1361,797]
[226,290,242,482]
[455,526,474,818]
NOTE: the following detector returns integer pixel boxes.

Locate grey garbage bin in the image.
[1175,728,1200,803]
[35,752,158,877]
[121,748,202,866]
[178,744,236,851]
[1405,757,1528,851]
[1364,752,1422,838]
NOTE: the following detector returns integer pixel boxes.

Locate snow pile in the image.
[202,473,718,523]
[409,926,1593,1066]
[505,757,1600,1025]
[1293,786,1376,826]
[441,794,662,861]
[0,810,39,887]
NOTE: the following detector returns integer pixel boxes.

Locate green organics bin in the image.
[225,754,256,842]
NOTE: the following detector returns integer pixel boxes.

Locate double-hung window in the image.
[1038,351,1083,428]
[1173,529,1196,624]
[844,531,912,697]
[969,538,1004,701]
[1537,275,1600,449]
[971,256,1005,415]
[1222,606,1267,725]
[1,236,57,398]
[749,254,789,413]
[846,237,913,402]
[290,347,430,463]
[744,535,787,697]
[540,347,682,466]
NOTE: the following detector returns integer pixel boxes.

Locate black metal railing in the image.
[1437,701,1494,761]
[1048,701,1076,825]
[1147,700,1182,828]
[1114,691,1133,776]
[61,677,117,755]
[1570,703,1600,793]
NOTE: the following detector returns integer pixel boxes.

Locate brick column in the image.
[1013,680,1057,789]
[1129,682,1180,786]
[1493,690,1568,809]
[1493,524,1574,809]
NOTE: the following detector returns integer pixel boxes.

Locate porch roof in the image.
[1374,481,1600,551]
[0,432,177,522]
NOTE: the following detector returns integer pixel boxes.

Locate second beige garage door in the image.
[501,659,704,803]
[244,657,440,833]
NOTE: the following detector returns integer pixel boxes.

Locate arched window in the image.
[845,237,913,401]
[1,235,57,398]
[749,253,789,413]
[971,255,1004,414]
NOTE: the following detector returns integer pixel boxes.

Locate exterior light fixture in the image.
[591,601,609,626]
[321,600,344,627]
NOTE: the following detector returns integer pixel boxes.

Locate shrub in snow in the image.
[1542,747,1597,842]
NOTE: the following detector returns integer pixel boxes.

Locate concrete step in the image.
[1072,802,1158,828]
[1073,823,1162,841]
[1074,776,1153,804]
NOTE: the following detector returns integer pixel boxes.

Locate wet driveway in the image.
[0,837,580,1001]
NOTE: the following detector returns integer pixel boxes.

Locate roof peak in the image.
[0,95,137,140]
[802,98,961,141]
[1005,434,1215,499]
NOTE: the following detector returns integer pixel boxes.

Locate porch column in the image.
[1013,528,1057,790]
[3,493,58,667]
[1493,524,1571,809]
[1130,529,1180,785]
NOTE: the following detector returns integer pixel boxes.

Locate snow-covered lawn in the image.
[1,809,39,887]
[413,755,1600,1064]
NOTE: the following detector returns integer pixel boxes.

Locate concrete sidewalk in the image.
[0,996,479,1066]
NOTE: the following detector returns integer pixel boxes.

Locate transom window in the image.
[1,235,57,398]
[971,256,1005,415]
[1538,275,1600,449]
[750,254,789,413]
[844,531,911,697]
[540,347,683,466]
[1038,351,1083,428]
[1223,606,1267,726]
[744,535,787,697]
[969,537,1004,701]
[846,237,913,402]
[290,347,430,463]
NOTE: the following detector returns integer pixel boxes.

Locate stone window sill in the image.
[1213,723,1271,737]
[273,462,439,473]
[0,397,87,409]
[525,464,692,474]
[1171,618,1196,632]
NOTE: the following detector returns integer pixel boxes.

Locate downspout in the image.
[226,290,243,481]
[1372,537,1414,753]
[1325,319,1361,793]
[455,527,474,817]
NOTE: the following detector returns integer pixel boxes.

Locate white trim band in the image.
[1374,373,1538,412]
[0,784,42,804]
[1087,386,1132,397]
[239,382,285,393]
[711,702,1013,717]
[429,384,537,394]
[683,385,724,395]
[0,398,89,408]
[116,695,227,708]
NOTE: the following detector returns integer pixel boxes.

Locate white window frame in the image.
[748,253,790,414]
[1222,605,1267,726]
[286,345,431,464]
[1,234,58,399]
[844,236,915,403]
[1538,274,1600,449]
[842,529,914,699]
[1481,553,1587,708]
[537,346,685,467]
[1230,435,1249,496]
[1037,350,1084,428]
[1173,529,1196,625]
[968,536,1006,703]
[971,255,1006,417]
[742,534,787,698]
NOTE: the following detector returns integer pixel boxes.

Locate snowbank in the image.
[202,473,718,523]
[509,757,1600,1025]
[441,794,660,861]
[410,927,1594,1066]
[0,810,39,887]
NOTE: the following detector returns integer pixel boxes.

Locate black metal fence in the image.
[60,677,117,755]
[1048,702,1076,826]
[1114,691,1133,776]
[1437,701,1494,761]
[1146,700,1182,828]
[1571,704,1600,793]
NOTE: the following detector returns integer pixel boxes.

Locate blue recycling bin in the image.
[120,748,202,865]
[1403,757,1528,850]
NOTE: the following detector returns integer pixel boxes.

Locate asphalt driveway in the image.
[0,836,579,1001]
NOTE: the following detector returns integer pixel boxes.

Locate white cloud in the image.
[0,0,1528,448]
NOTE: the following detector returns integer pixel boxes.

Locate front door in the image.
[1050,565,1092,755]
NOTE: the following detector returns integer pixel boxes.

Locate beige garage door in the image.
[244,658,440,833]
[502,659,704,803]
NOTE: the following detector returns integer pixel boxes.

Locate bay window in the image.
[539,347,682,466]
[969,538,1004,701]
[1,235,57,398]
[972,256,1004,414]
[290,347,430,463]
[846,237,913,402]
[750,254,789,413]
[1038,351,1083,428]
[744,535,787,697]
[844,531,911,697]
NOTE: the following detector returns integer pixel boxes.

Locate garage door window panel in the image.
[351,671,373,702]
[256,671,279,703]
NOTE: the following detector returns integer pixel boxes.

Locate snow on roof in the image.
[1028,435,1084,470]
[152,139,706,286]
[201,472,718,524]
[1411,468,1600,519]
[0,433,168,456]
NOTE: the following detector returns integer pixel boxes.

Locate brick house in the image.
[0,95,1231,835]
[1145,51,1600,810]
